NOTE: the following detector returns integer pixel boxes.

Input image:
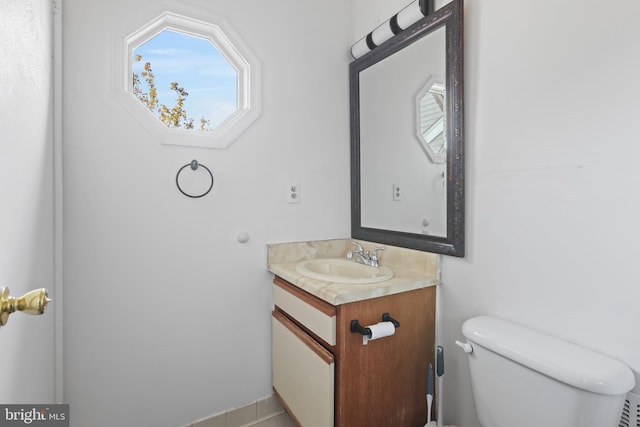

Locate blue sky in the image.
[132,29,238,129]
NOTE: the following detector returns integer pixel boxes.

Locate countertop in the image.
[267,239,440,305]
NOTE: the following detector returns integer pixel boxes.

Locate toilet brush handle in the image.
[437,346,444,426]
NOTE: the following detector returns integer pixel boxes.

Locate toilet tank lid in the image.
[462,316,635,396]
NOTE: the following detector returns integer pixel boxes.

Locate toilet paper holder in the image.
[350,312,400,337]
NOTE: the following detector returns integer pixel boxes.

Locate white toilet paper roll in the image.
[363,321,396,345]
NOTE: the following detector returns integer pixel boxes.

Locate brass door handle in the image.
[0,287,51,327]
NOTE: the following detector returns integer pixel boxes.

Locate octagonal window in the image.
[120,12,261,148]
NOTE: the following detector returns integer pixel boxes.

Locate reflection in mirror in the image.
[350,0,464,256]
[417,79,446,164]
[359,26,447,237]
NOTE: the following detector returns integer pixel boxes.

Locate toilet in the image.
[458,316,636,427]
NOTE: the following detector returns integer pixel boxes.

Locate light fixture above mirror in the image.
[350,0,464,256]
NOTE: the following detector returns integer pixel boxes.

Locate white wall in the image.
[64,0,640,425]
[355,0,640,426]
[62,0,351,426]
[0,0,56,403]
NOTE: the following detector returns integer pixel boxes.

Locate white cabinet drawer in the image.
[272,310,334,427]
[273,279,336,346]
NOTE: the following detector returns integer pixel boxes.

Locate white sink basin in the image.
[295,258,394,284]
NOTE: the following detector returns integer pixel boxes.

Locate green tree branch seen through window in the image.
[132,54,212,131]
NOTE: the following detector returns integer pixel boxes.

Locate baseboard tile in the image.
[189,394,285,427]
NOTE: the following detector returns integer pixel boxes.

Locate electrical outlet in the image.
[287,183,300,203]
[393,183,401,201]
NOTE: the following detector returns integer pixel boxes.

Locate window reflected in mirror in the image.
[417,80,445,164]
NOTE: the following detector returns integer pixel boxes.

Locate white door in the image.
[0,0,58,404]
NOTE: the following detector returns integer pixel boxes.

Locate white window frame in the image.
[112,11,261,149]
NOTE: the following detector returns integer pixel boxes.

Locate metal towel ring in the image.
[176,160,214,198]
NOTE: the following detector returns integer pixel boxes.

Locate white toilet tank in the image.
[460,316,635,427]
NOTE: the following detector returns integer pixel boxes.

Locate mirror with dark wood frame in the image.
[350,0,464,256]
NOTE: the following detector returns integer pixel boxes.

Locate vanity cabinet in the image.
[272,276,436,427]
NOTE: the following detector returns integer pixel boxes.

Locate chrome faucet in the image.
[346,241,386,268]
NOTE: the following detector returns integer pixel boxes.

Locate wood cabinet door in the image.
[334,286,436,427]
